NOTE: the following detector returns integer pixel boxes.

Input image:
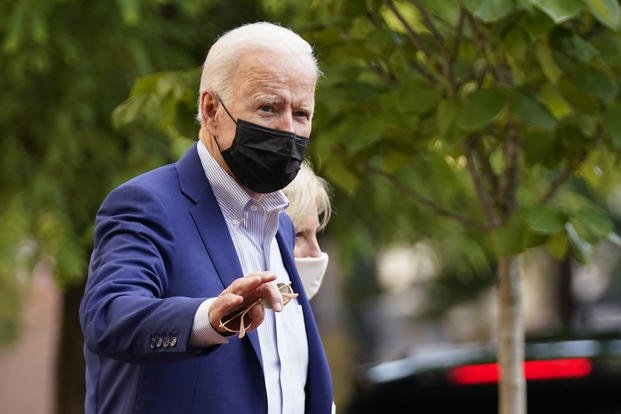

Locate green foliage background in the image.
[0,0,264,344]
[4,0,621,349]
[113,0,621,313]
[3,0,621,411]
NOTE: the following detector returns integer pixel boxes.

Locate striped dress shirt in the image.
[192,141,309,414]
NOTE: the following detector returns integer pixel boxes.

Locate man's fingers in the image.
[259,283,284,312]
[210,273,287,336]
[227,272,276,297]
[216,292,244,311]
[246,303,265,332]
[209,292,243,333]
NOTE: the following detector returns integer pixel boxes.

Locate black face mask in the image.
[216,98,309,193]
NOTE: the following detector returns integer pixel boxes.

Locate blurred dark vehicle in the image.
[346,333,621,413]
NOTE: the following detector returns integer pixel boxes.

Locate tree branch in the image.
[498,122,519,218]
[471,134,499,197]
[456,10,486,89]
[365,8,384,27]
[367,61,400,86]
[408,0,444,45]
[384,0,445,77]
[368,165,486,231]
[465,136,500,229]
[443,6,466,96]
[538,160,580,206]
[366,7,438,84]
[464,10,507,84]
[406,0,459,93]
[384,0,431,56]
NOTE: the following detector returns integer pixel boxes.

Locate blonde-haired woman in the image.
[283,160,332,299]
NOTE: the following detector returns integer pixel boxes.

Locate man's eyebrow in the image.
[251,94,314,111]
[253,95,280,105]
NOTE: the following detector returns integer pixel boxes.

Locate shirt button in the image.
[231,219,240,226]
[250,205,258,212]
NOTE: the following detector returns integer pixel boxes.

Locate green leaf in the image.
[489,215,529,257]
[565,222,591,262]
[563,35,600,63]
[568,64,618,102]
[546,232,569,259]
[523,130,562,167]
[457,89,506,131]
[510,89,556,130]
[346,116,386,155]
[381,151,412,173]
[555,120,591,150]
[571,205,613,239]
[436,98,461,136]
[536,41,563,83]
[383,79,441,115]
[131,73,159,95]
[526,207,565,234]
[584,0,621,30]
[419,0,461,26]
[558,79,600,114]
[116,0,141,26]
[574,113,598,137]
[539,84,572,119]
[324,158,359,195]
[522,7,556,40]
[380,1,428,34]
[602,103,621,149]
[529,0,583,23]
[463,0,515,23]
[111,95,149,129]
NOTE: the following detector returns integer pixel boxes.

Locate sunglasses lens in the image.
[220,283,297,334]
[221,308,253,333]
[277,282,294,306]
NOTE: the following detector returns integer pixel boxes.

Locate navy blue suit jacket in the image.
[79,145,333,413]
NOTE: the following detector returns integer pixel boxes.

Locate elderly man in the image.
[79,22,333,414]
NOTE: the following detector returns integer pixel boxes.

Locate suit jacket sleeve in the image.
[79,182,207,364]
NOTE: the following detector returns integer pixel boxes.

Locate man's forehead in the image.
[233,72,316,105]
[233,50,316,84]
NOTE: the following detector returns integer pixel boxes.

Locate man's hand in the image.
[209,272,284,337]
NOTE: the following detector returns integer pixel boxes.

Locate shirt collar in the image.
[196,140,288,221]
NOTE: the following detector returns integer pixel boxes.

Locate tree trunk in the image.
[497,256,525,414]
[558,257,575,335]
[55,281,86,414]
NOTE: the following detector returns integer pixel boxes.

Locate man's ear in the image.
[200,91,219,132]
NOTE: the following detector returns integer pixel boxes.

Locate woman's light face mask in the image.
[294,212,328,299]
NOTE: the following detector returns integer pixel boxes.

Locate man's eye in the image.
[294,110,310,119]
[295,232,304,238]
[259,105,275,113]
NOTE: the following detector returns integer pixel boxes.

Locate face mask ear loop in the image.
[213,93,238,152]
[216,94,238,125]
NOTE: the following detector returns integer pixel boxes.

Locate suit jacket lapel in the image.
[176,144,263,364]
[177,147,332,407]
[277,216,333,409]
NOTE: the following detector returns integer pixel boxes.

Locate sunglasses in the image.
[218,282,298,339]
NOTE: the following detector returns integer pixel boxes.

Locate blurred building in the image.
[0,260,61,414]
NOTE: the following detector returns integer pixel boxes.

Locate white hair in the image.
[196,22,320,123]
[283,160,332,232]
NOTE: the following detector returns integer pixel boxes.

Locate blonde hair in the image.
[284,160,332,232]
[197,22,320,123]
